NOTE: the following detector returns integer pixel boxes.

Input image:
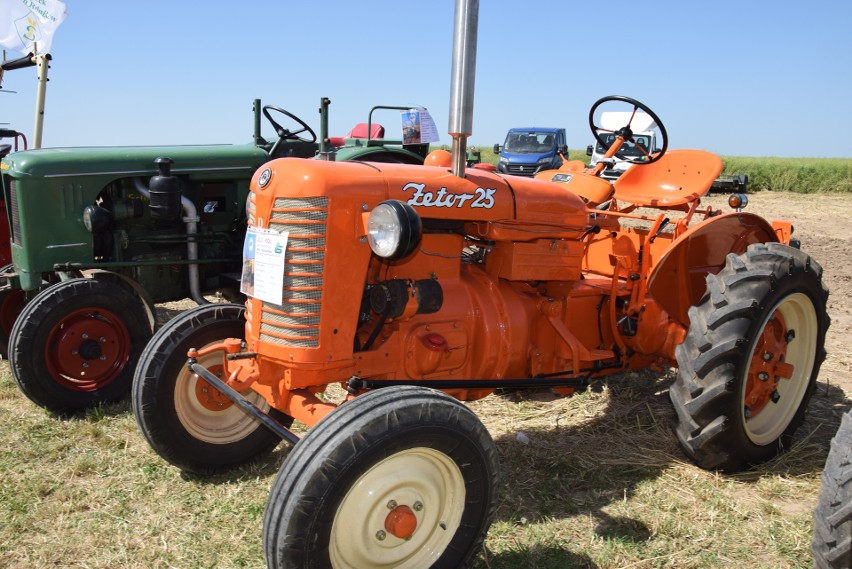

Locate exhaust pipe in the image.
[448,0,479,178]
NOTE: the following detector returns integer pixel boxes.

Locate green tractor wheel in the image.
[8,278,153,413]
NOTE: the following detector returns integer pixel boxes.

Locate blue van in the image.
[493,127,568,176]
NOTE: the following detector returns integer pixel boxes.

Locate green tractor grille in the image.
[257,196,328,349]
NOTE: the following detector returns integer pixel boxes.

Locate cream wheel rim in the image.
[329,447,466,569]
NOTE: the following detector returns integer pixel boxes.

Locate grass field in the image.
[0,363,839,568]
[463,146,852,193]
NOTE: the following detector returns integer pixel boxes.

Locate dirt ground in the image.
[701,192,851,398]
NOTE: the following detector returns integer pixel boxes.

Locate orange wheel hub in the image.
[194,367,234,412]
[744,312,794,418]
[384,504,418,540]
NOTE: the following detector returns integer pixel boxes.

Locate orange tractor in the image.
[132,4,828,567]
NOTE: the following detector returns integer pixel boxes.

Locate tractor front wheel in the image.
[671,242,829,472]
[8,278,152,413]
[132,303,291,475]
[813,408,852,568]
[263,386,499,569]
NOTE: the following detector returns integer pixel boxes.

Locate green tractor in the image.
[0,97,431,413]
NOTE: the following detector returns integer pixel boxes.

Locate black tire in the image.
[263,386,499,569]
[671,242,829,472]
[8,278,153,413]
[813,408,852,568]
[132,303,290,475]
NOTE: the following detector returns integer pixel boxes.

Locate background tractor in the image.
[0,97,431,413]
[813,408,852,568]
[130,2,830,567]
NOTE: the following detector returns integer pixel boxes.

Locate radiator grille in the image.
[7,178,20,245]
[259,196,328,349]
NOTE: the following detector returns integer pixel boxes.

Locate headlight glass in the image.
[367,201,422,259]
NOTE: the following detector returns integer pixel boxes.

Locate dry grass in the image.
[0,360,844,569]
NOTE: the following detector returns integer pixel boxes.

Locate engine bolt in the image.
[771,390,781,403]
[81,333,89,340]
[758,372,769,381]
[785,330,796,343]
[387,500,397,510]
[82,362,89,369]
[762,352,773,361]
[376,530,386,541]
[99,355,106,360]
[100,337,106,343]
[744,406,752,419]
[413,501,423,511]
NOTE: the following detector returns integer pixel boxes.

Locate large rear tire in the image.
[132,303,290,475]
[813,408,852,568]
[8,278,152,412]
[263,386,499,569]
[671,243,829,472]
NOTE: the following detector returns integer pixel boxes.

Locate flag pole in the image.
[32,52,50,149]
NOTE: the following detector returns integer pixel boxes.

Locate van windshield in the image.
[503,132,557,154]
[595,134,652,158]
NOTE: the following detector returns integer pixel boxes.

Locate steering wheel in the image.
[588,95,668,165]
[262,105,317,144]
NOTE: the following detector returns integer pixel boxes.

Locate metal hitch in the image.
[187,359,300,445]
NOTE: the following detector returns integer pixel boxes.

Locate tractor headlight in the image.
[367,200,422,260]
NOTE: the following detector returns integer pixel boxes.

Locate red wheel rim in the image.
[744,311,793,419]
[44,306,132,392]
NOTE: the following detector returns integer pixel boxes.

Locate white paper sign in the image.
[241,226,288,305]
[401,109,439,145]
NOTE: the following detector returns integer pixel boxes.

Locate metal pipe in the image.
[32,54,50,149]
[133,177,207,305]
[189,361,300,445]
[448,0,479,178]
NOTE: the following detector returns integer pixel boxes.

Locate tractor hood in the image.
[1,144,269,179]
[251,158,589,232]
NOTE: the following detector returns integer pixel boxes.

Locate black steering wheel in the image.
[262,105,317,144]
[588,95,667,165]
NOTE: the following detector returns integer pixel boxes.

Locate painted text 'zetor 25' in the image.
[133,94,829,569]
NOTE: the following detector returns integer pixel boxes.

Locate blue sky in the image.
[2,0,851,157]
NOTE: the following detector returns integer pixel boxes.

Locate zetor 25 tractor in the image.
[0,99,429,413]
[132,93,830,567]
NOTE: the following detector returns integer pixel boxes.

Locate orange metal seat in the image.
[612,149,723,207]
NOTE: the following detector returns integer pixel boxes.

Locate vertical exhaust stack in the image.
[448,0,479,178]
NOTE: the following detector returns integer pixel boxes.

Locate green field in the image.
[462,146,852,193]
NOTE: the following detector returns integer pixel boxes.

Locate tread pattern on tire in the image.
[670,242,829,472]
[813,409,852,569]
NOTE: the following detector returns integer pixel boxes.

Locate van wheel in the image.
[8,278,152,412]
[132,303,291,475]
[263,386,499,569]
[671,243,829,472]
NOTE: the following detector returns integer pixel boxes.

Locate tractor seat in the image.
[346,123,385,139]
[612,149,723,208]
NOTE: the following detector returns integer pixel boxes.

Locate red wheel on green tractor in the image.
[671,243,829,472]
[132,303,292,475]
[263,386,499,569]
[8,278,153,413]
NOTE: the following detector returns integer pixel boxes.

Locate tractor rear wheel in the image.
[263,386,499,569]
[813,408,852,568]
[671,242,829,472]
[132,303,290,475]
[8,278,152,413]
